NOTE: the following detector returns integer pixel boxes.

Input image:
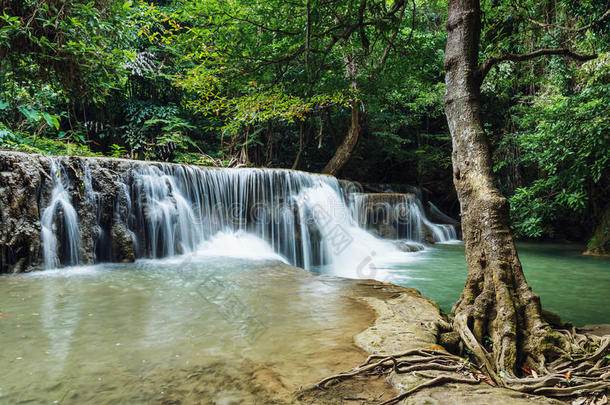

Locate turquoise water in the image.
[387,242,610,326]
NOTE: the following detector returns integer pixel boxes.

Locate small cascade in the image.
[35,156,460,276]
[83,163,112,262]
[428,201,460,225]
[129,165,201,258]
[350,193,459,243]
[293,182,397,278]
[40,159,80,269]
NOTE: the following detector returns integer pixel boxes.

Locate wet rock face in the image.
[1,151,339,274]
[3,151,338,273]
[0,154,44,273]
[393,240,425,252]
[0,151,461,274]
[0,151,138,273]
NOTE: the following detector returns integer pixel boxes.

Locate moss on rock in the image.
[585,204,610,256]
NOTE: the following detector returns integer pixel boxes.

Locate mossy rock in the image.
[585,205,610,256]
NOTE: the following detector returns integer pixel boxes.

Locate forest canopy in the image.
[0,0,608,244]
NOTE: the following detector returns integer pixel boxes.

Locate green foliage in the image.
[109,144,128,158]
[0,123,99,156]
[121,101,197,161]
[496,55,610,238]
[1,0,608,243]
[0,0,130,102]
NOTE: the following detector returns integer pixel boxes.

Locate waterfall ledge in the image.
[0,151,459,274]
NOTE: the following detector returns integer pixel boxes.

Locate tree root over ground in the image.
[315,331,610,404]
[316,349,481,405]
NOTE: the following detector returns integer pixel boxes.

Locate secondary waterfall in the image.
[38,157,459,277]
[349,193,458,243]
[40,160,80,269]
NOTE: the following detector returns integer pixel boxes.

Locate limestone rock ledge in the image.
[353,286,563,405]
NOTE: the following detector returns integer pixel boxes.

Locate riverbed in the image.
[0,258,382,404]
[0,242,608,403]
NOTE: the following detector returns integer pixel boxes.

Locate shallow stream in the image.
[1,241,608,404]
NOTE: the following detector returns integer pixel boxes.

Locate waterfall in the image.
[293,181,398,278]
[121,164,383,272]
[40,159,80,269]
[428,201,460,225]
[350,193,459,243]
[37,157,460,277]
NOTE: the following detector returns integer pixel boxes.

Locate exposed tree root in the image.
[458,324,610,399]
[315,330,609,404]
[316,349,482,404]
[379,374,479,405]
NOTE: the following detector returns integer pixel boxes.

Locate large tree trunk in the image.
[444,0,559,382]
[315,2,607,399]
[322,53,360,176]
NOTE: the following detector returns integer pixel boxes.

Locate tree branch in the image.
[478,48,598,80]
[220,10,301,36]
[372,0,410,78]
[512,1,610,33]
[358,0,370,55]
[305,0,311,83]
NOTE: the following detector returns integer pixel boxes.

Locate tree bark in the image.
[444,0,561,382]
[291,121,305,170]
[322,53,360,176]
[322,101,360,176]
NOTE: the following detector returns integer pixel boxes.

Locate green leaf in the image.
[18,107,41,123]
[0,100,8,110]
[41,112,60,130]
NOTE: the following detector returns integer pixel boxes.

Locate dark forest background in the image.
[1,0,608,244]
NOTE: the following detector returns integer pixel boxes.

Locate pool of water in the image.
[0,258,374,404]
[384,242,610,326]
[1,241,608,404]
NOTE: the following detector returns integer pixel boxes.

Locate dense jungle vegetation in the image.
[1,0,608,246]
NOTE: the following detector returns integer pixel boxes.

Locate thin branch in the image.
[513,1,610,33]
[358,0,370,55]
[305,0,311,83]
[291,121,305,170]
[372,0,410,78]
[220,10,302,36]
[479,48,598,80]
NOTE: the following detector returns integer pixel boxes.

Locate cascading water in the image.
[293,181,398,279]
[130,165,201,258]
[410,197,458,242]
[37,157,459,278]
[428,201,460,225]
[121,164,392,274]
[83,162,112,262]
[40,159,80,269]
[350,193,459,243]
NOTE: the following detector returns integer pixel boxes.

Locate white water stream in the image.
[40,158,458,280]
[40,160,80,269]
